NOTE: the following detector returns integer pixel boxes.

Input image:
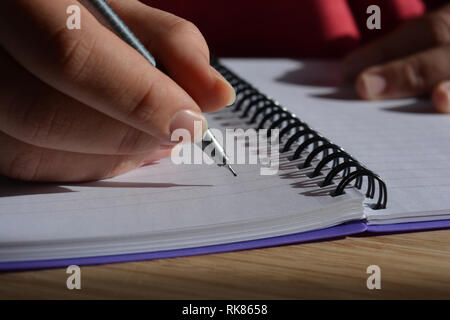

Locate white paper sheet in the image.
[222,58,450,223]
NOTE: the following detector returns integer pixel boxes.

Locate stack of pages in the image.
[1,58,449,270]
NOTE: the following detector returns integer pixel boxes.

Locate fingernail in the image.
[433,83,450,113]
[141,149,172,166]
[213,68,236,106]
[169,110,208,143]
[441,81,450,92]
[357,73,387,99]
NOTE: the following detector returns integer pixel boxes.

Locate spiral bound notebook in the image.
[1,58,450,271]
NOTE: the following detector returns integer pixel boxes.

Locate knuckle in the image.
[116,127,154,154]
[160,17,210,63]
[125,81,162,125]
[164,17,208,53]
[51,27,97,82]
[6,93,46,143]
[13,95,73,146]
[401,59,426,91]
[166,18,201,38]
[425,13,450,45]
[148,13,209,61]
[8,148,44,181]
[35,108,73,144]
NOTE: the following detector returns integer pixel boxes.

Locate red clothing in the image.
[142,0,442,57]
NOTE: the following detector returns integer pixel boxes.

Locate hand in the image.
[0,0,235,182]
[344,4,450,113]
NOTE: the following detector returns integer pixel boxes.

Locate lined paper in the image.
[224,58,450,223]
[2,57,448,264]
[0,96,363,262]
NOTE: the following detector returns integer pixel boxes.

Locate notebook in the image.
[1,58,450,271]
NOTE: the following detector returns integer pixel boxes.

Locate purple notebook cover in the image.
[0,222,366,272]
[366,219,450,233]
[2,219,450,272]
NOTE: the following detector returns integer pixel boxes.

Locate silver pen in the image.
[85,0,237,176]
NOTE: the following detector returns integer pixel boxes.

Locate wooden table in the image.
[1,228,449,299]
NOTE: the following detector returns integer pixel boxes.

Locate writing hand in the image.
[0,0,235,181]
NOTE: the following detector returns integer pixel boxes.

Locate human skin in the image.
[0,0,235,182]
[344,4,450,113]
[1,1,448,182]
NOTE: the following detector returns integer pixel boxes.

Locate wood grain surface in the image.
[1,229,450,299]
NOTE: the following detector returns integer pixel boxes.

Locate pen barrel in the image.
[82,0,156,66]
[201,130,230,166]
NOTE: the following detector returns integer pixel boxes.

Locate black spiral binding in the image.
[211,57,387,210]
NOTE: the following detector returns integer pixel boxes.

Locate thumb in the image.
[432,80,450,113]
[355,45,450,100]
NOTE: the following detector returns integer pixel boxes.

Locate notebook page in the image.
[0,107,364,262]
[222,58,450,223]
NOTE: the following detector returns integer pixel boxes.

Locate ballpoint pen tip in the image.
[227,165,237,177]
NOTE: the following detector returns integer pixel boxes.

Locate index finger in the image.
[103,0,236,113]
[0,0,206,143]
[343,4,450,79]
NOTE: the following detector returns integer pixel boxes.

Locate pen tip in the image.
[227,165,237,177]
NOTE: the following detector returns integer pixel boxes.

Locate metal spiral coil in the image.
[211,57,387,210]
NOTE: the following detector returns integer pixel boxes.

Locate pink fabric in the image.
[142,0,426,57]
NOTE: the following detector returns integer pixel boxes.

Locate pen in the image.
[85,0,237,176]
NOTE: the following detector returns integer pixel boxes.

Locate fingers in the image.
[0,131,163,182]
[0,49,163,155]
[104,0,236,112]
[355,44,450,100]
[343,4,450,79]
[432,81,450,113]
[0,0,206,143]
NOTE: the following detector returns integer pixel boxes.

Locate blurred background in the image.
[143,0,447,58]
